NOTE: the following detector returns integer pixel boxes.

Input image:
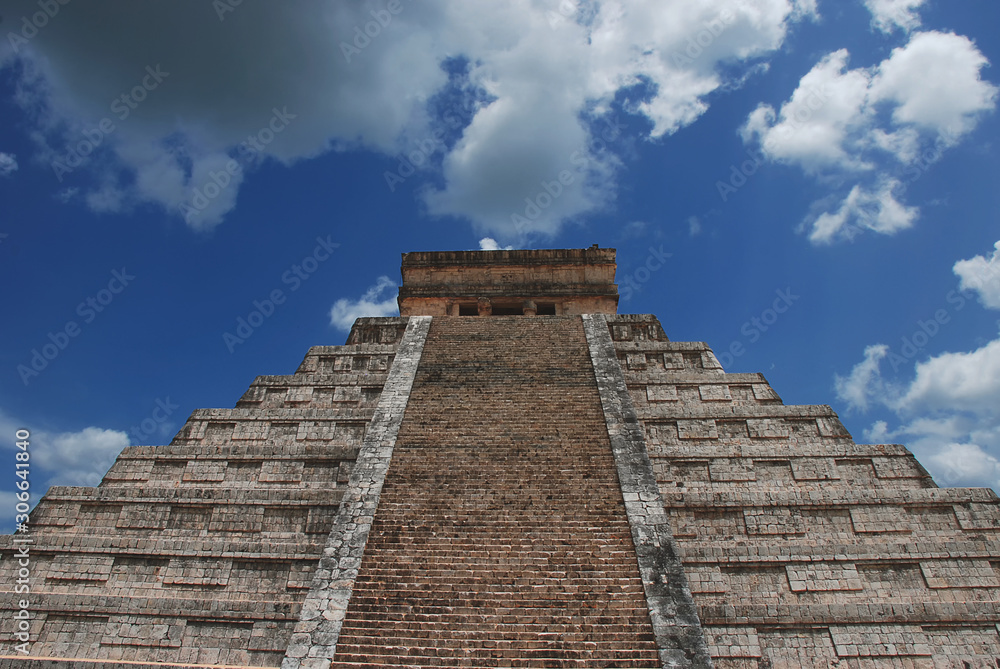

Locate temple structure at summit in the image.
[2,247,999,668]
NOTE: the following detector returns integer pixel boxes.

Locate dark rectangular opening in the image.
[458,304,478,316]
[537,303,556,315]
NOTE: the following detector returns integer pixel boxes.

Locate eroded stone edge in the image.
[582,313,714,669]
[281,315,432,669]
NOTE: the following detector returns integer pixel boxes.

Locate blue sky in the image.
[2,0,1000,530]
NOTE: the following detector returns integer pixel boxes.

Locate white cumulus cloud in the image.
[329,276,399,332]
[808,178,918,244]
[39,427,130,487]
[863,0,926,34]
[835,242,1000,491]
[742,49,872,172]
[742,30,998,244]
[0,409,130,493]
[870,31,999,135]
[925,442,1000,489]
[953,240,1000,310]
[479,237,513,251]
[1,0,818,239]
[836,332,1000,491]
[897,337,1000,416]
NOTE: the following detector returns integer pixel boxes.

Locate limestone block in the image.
[699,384,732,401]
[261,460,305,483]
[747,418,790,439]
[287,387,313,404]
[45,555,115,582]
[182,460,226,482]
[162,558,233,586]
[612,324,631,341]
[850,505,911,534]
[201,421,233,442]
[688,565,727,593]
[704,627,762,658]
[790,457,839,481]
[743,507,805,535]
[663,352,685,369]
[817,416,851,438]
[626,352,647,370]
[751,384,781,402]
[678,419,718,440]
[709,458,756,482]
[829,625,932,657]
[647,385,678,402]
[297,421,336,441]
[701,351,724,371]
[117,503,169,529]
[954,502,1000,530]
[786,563,863,592]
[332,387,362,403]
[233,421,270,440]
[920,559,1000,589]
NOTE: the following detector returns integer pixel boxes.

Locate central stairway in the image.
[330,316,662,668]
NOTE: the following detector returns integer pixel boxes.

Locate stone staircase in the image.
[329,316,661,668]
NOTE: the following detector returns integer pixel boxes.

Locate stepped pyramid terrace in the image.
[2,247,1000,668]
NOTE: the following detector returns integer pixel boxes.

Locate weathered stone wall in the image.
[609,314,1000,667]
[398,248,619,316]
[0,317,413,668]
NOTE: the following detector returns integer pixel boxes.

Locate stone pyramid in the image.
[2,247,998,668]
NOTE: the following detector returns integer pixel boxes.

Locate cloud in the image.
[863,419,891,443]
[617,220,649,240]
[863,0,926,34]
[870,31,999,134]
[834,343,889,412]
[925,442,1000,488]
[836,244,1000,490]
[953,240,1000,310]
[478,237,513,251]
[742,49,871,172]
[897,336,1000,416]
[2,0,817,239]
[0,409,129,492]
[688,216,702,236]
[329,276,399,331]
[742,31,998,244]
[837,331,1000,491]
[38,427,130,487]
[0,152,17,177]
[808,178,918,244]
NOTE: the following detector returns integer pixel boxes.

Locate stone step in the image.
[328,659,659,669]
[661,486,999,507]
[697,599,1000,625]
[682,538,1000,562]
[337,629,655,643]
[328,317,659,668]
